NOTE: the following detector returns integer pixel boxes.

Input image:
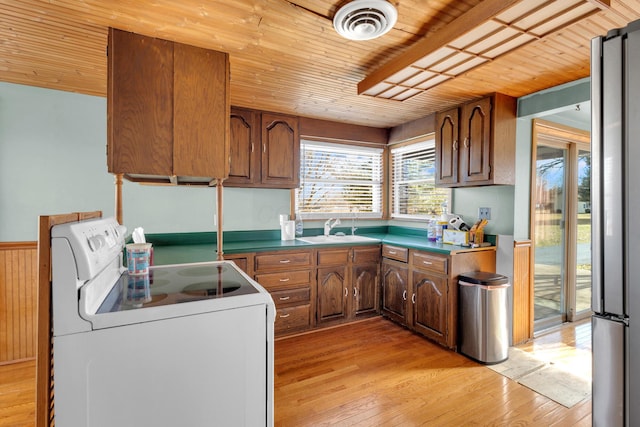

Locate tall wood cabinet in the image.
[435,93,516,187]
[226,108,300,188]
[107,28,230,185]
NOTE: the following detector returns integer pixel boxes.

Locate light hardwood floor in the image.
[275,317,592,426]
[0,317,592,426]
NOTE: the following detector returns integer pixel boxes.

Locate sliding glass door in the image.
[532,120,591,332]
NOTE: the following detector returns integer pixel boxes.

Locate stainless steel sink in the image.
[296,235,379,244]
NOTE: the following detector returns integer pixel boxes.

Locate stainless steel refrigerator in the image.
[591,19,640,427]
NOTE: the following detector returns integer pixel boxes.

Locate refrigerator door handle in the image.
[591,35,604,314]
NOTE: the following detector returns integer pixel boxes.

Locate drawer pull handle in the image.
[279,259,291,264]
[279,296,290,301]
[388,250,397,254]
[412,293,416,304]
[353,288,358,297]
[423,261,433,265]
[344,288,348,297]
[280,313,290,318]
[279,278,290,282]
[402,290,407,301]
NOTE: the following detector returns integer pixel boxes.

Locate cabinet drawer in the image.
[275,304,311,334]
[411,251,448,274]
[255,251,312,271]
[317,248,350,266]
[255,270,311,288]
[270,287,310,307]
[353,246,380,264]
[382,245,408,263]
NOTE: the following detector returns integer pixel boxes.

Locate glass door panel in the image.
[534,145,567,329]
[575,149,592,316]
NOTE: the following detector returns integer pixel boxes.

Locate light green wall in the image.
[452,186,515,235]
[0,82,290,241]
[1,79,591,242]
[514,78,591,239]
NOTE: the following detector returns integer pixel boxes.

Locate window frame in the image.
[295,139,385,220]
[388,135,450,221]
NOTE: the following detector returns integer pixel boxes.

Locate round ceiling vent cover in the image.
[333,0,398,41]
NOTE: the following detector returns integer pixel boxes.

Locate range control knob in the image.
[87,234,107,252]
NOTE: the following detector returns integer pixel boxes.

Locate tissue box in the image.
[443,229,469,246]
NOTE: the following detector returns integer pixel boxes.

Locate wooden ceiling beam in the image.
[357,0,611,98]
[357,0,522,95]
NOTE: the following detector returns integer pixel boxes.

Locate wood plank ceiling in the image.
[0,0,636,128]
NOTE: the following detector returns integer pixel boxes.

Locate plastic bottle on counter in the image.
[427,216,437,242]
[435,221,448,243]
[441,201,449,221]
[294,212,304,237]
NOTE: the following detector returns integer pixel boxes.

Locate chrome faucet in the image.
[324,218,341,236]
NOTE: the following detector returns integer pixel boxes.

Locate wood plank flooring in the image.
[0,360,35,427]
[275,317,592,426]
[0,317,591,426]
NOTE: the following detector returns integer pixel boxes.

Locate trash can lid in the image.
[458,271,509,285]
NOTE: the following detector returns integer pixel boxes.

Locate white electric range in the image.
[50,217,275,427]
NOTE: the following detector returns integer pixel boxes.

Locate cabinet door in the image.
[261,113,300,188]
[107,28,173,176]
[460,96,492,184]
[317,266,347,324]
[412,270,448,346]
[381,259,409,325]
[226,107,260,186]
[435,107,459,186]
[352,262,379,317]
[173,44,229,179]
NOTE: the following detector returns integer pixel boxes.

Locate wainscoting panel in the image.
[513,240,533,345]
[0,242,38,363]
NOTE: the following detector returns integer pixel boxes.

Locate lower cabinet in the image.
[316,246,381,326]
[242,245,381,337]
[253,250,314,336]
[381,258,409,325]
[232,242,494,344]
[381,244,496,349]
[411,267,448,344]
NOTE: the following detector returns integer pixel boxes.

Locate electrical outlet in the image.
[478,207,491,220]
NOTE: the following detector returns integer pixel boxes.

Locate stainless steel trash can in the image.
[458,271,510,364]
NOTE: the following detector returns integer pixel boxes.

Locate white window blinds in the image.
[296,141,383,219]
[390,139,450,219]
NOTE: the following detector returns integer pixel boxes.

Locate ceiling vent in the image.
[333,0,398,41]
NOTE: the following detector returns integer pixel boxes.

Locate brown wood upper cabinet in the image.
[107,28,230,185]
[226,108,300,188]
[435,93,516,187]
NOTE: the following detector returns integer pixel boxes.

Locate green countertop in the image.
[147,226,495,266]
